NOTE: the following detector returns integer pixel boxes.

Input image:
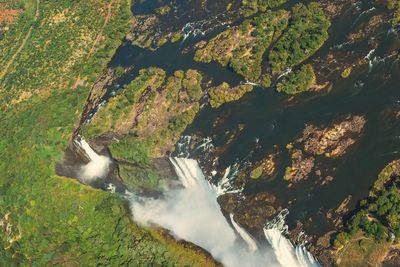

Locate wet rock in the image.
[218,193,242,215]
[219,192,278,232]
[321,175,334,186]
[250,153,278,179]
[283,115,366,183]
[301,115,367,158]
[76,68,116,134]
[318,0,356,20]
[233,192,278,232]
[347,15,387,43]
[326,195,353,228]
[126,15,181,50]
[284,149,315,182]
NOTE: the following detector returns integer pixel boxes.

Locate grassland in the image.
[0,0,216,265]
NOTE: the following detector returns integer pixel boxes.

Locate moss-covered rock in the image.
[83,68,203,157]
[341,67,352,78]
[209,83,253,108]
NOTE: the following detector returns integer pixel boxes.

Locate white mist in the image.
[75,138,111,183]
[130,158,279,267]
[129,157,320,267]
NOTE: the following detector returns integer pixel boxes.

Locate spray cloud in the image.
[76,139,111,184]
[129,158,280,267]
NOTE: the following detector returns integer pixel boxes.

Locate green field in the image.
[0,0,216,265]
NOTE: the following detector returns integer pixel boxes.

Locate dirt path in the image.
[0,0,40,81]
[88,1,114,57]
[72,1,114,90]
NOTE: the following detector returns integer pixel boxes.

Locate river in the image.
[107,0,400,239]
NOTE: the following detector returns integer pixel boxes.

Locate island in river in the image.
[1,0,400,266]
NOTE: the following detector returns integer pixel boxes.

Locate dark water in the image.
[111,0,400,236]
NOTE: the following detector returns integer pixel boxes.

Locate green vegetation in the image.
[156,5,171,15]
[341,67,352,78]
[0,0,216,265]
[195,2,329,95]
[334,231,391,267]
[269,3,330,74]
[240,0,288,17]
[82,67,167,139]
[1,0,131,106]
[82,68,203,156]
[387,0,400,25]
[0,0,36,69]
[343,160,400,241]
[250,166,263,179]
[333,160,400,266]
[277,64,315,94]
[119,164,165,192]
[209,83,253,108]
[110,136,153,166]
[371,160,400,194]
[195,10,289,82]
[82,68,203,192]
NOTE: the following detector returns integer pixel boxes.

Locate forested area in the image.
[335,160,400,248]
[277,64,316,94]
[387,0,400,25]
[269,3,330,74]
[195,2,330,95]
[240,0,288,16]
[0,1,215,265]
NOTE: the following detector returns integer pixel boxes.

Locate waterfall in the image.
[245,80,260,86]
[365,49,376,69]
[129,157,319,267]
[74,138,111,183]
[212,165,243,196]
[129,157,280,267]
[277,68,292,80]
[264,210,320,267]
[229,214,258,252]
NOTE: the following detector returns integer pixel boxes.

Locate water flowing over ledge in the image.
[74,137,111,183]
[127,157,320,267]
[73,136,320,266]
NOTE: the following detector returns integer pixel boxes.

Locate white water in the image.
[130,157,279,267]
[75,138,111,183]
[245,80,260,86]
[129,157,320,267]
[229,214,258,252]
[264,210,320,267]
[365,49,376,69]
[277,68,292,80]
[212,165,243,196]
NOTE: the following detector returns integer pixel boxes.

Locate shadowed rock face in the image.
[382,249,400,267]
[218,192,278,234]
